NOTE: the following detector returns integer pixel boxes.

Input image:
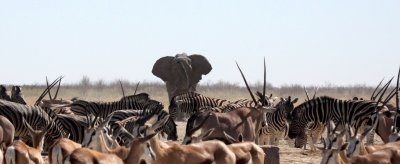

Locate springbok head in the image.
[346,112,379,158]
[22,118,51,151]
[81,113,113,151]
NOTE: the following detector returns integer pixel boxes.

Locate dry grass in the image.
[3,81,392,164]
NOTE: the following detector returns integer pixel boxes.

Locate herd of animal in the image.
[0,57,399,164]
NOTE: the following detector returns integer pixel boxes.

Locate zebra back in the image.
[0,100,64,151]
[288,96,380,139]
[169,92,230,119]
[69,93,150,118]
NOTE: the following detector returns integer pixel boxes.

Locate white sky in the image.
[1,0,399,86]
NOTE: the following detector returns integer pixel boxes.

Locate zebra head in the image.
[0,85,6,94]
[276,96,298,122]
[288,103,307,139]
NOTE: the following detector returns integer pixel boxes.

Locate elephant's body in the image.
[152,53,212,101]
[152,53,212,121]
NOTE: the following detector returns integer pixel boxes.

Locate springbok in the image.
[65,116,169,164]
[5,118,50,164]
[0,115,14,150]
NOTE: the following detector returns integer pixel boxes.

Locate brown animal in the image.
[48,138,82,164]
[0,115,14,150]
[5,118,49,164]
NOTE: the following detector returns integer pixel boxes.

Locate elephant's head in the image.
[152,53,212,99]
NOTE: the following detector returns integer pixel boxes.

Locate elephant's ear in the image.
[190,55,212,74]
[152,56,174,82]
[189,54,212,84]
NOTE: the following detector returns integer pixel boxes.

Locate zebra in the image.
[169,91,276,120]
[288,96,383,141]
[257,96,298,145]
[294,121,327,151]
[0,85,11,101]
[0,99,65,151]
[11,86,27,105]
[107,100,178,141]
[69,93,150,118]
[169,92,231,120]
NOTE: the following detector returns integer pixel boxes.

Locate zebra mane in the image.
[119,93,150,102]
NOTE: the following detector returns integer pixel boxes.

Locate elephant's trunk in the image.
[179,62,190,90]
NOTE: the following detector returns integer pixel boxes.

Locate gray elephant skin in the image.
[152,53,212,101]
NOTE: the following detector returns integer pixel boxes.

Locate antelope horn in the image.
[134,82,140,95]
[371,79,384,101]
[46,76,53,100]
[54,77,62,100]
[313,87,319,99]
[35,76,62,105]
[372,77,394,114]
[394,66,400,131]
[262,57,266,106]
[304,87,310,101]
[236,61,257,105]
[119,80,125,97]
[371,78,385,100]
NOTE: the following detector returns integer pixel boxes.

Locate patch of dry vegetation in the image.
[9,79,384,107]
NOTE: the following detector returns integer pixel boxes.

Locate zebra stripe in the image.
[169,92,232,119]
[107,100,178,141]
[69,93,150,118]
[288,96,380,139]
[294,122,326,150]
[258,97,297,145]
[0,99,64,151]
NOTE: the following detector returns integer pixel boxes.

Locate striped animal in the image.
[288,96,382,141]
[69,93,150,118]
[294,121,326,150]
[0,100,65,151]
[258,96,298,145]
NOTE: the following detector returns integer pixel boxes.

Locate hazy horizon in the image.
[1,1,399,87]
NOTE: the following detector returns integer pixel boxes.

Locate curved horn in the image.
[236,61,257,104]
[394,66,400,131]
[119,80,125,97]
[304,87,310,101]
[313,87,319,99]
[46,76,53,100]
[35,76,62,105]
[134,82,140,95]
[54,77,62,100]
[262,57,266,106]
[371,78,385,100]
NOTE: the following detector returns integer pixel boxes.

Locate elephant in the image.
[152,53,212,101]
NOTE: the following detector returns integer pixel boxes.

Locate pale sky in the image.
[1,0,399,86]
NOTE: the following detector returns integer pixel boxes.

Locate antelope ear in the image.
[292,98,298,104]
[340,142,349,151]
